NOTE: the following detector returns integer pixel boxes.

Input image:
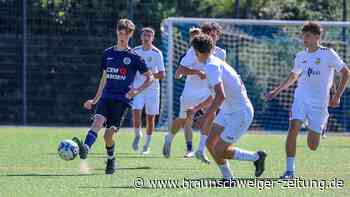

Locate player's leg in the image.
[142,114,155,154]
[195,96,213,155]
[306,106,328,151]
[131,94,144,151]
[142,90,160,154]
[183,111,194,158]
[104,101,129,175]
[73,100,107,159]
[162,97,187,158]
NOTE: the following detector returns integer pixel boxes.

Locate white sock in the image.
[135,127,142,137]
[197,134,208,152]
[144,134,152,149]
[218,161,234,179]
[233,148,259,161]
[166,133,174,143]
[286,157,295,172]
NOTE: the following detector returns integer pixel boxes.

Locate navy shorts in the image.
[95,98,130,129]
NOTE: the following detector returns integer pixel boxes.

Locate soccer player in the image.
[163,23,226,159]
[191,34,266,179]
[131,27,165,154]
[73,19,154,174]
[264,22,350,179]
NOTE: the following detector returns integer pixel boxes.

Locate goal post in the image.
[158,17,350,132]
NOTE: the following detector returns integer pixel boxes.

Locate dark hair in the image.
[141,27,155,35]
[302,21,322,35]
[191,34,213,54]
[116,18,135,33]
[200,22,222,34]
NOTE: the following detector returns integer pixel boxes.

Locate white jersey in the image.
[204,55,252,113]
[180,46,226,93]
[132,45,165,90]
[292,46,345,107]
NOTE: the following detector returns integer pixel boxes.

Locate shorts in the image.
[214,105,254,144]
[179,89,211,119]
[132,89,160,115]
[291,99,329,134]
[95,98,129,129]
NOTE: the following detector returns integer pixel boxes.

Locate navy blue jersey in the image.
[100,46,148,105]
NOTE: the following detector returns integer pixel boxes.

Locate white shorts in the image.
[132,89,160,115]
[215,105,254,144]
[291,99,329,134]
[179,90,211,119]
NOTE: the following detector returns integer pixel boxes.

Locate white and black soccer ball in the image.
[57,139,79,161]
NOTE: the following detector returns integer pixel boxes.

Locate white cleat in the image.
[142,147,150,155]
[195,150,210,164]
[184,151,195,158]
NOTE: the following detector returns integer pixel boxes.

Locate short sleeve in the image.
[100,51,107,71]
[136,56,149,74]
[156,52,165,71]
[204,64,222,87]
[329,49,345,72]
[180,48,196,69]
[291,54,304,75]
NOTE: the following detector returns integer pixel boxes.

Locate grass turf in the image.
[0,127,349,197]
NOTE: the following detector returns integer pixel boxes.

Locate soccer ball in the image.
[57,139,79,161]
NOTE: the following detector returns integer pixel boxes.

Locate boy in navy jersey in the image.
[73,19,153,174]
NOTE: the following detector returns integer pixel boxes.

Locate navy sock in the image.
[186,141,193,152]
[84,130,98,149]
[106,144,115,159]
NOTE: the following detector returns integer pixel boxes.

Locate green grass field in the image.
[0,127,349,197]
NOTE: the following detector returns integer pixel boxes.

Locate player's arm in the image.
[126,71,154,99]
[329,66,350,107]
[83,71,107,110]
[264,72,299,101]
[153,52,166,80]
[175,65,206,79]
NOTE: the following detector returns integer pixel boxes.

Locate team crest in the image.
[147,56,152,62]
[315,58,321,65]
[123,57,131,65]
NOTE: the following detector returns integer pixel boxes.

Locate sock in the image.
[84,129,98,149]
[218,161,234,179]
[197,133,207,152]
[233,148,259,161]
[186,141,193,152]
[286,157,295,172]
[106,144,115,160]
[166,133,174,143]
[144,134,152,149]
[135,127,142,137]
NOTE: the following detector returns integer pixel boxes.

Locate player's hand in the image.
[83,99,95,110]
[329,95,340,108]
[196,70,206,80]
[126,88,139,99]
[263,90,277,101]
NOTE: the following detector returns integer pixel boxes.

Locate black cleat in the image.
[105,158,116,175]
[72,137,88,159]
[254,150,267,177]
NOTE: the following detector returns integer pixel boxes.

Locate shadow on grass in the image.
[93,166,152,171]
[4,173,100,177]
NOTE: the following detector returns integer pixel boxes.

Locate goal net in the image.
[158,17,350,132]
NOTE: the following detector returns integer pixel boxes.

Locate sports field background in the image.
[0,127,349,197]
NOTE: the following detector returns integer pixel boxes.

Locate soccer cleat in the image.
[72,137,88,159]
[142,146,150,154]
[184,151,195,158]
[132,135,141,151]
[105,158,116,175]
[195,150,210,164]
[254,150,267,177]
[280,171,295,179]
[162,136,172,158]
